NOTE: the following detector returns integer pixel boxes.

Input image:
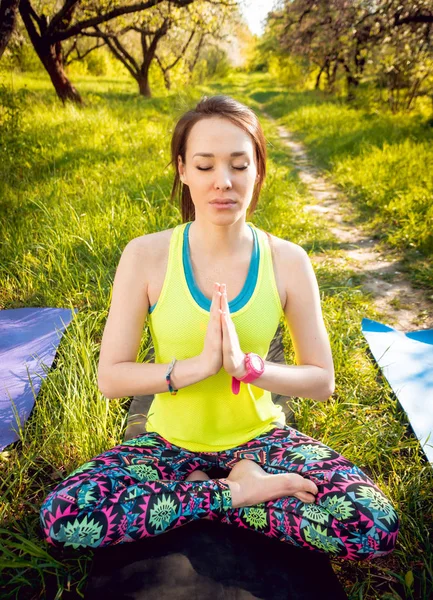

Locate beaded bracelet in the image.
[165,357,178,395]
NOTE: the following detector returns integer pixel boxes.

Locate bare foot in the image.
[185,469,210,482]
[223,459,319,509]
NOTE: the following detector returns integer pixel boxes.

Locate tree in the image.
[81,0,237,96]
[16,0,234,104]
[268,0,379,96]
[0,0,20,58]
[267,0,433,108]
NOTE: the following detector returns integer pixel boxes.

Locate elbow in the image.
[98,367,115,399]
[315,375,335,402]
[98,380,114,399]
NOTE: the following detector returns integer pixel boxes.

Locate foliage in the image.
[0,20,42,72]
[0,79,32,173]
[267,54,308,89]
[0,0,238,103]
[0,70,432,600]
[259,83,433,288]
[266,0,433,110]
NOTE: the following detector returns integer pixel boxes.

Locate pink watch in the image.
[232,352,265,395]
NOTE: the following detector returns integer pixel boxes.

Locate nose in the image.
[214,166,232,191]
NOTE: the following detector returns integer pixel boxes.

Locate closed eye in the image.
[196,166,248,171]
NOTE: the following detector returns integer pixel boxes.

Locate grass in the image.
[250,81,433,292]
[0,68,432,599]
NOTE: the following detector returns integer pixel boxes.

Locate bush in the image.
[85,50,112,76]
[0,82,25,139]
[202,47,231,78]
[2,38,43,73]
[268,55,307,88]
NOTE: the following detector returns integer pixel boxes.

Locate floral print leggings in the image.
[40,425,400,560]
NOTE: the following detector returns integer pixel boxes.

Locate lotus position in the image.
[40,95,399,561]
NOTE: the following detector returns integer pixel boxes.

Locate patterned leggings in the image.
[40,425,400,560]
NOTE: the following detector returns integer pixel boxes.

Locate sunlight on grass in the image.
[258,83,433,291]
[0,71,432,600]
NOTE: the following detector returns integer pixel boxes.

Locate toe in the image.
[296,491,316,503]
[305,478,319,495]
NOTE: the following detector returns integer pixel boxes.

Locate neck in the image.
[188,218,253,260]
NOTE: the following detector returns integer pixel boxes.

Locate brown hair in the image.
[168,95,267,223]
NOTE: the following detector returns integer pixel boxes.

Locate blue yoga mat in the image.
[0,307,77,451]
[362,318,433,465]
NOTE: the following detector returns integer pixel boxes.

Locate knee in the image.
[348,505,400,561]
[39,479,106,549]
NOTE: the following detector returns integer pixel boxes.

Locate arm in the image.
[97,237,210,399]
[252,243,335,402]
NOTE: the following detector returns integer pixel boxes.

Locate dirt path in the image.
[263,111,433,331]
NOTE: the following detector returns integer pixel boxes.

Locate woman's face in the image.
[177,116,259,218]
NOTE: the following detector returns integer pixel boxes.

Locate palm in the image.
[219,284,245,378]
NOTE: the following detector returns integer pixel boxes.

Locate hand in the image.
[199,282,224,376]
[219,283,247,379]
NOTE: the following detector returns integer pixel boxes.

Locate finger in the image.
[212,285,221,320]
[222,283,227,304]
[214,292,221,320]
[214,282,222,311]
[221,285,229,314]
[305,479,319,495]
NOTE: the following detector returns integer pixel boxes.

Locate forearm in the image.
[249,361,335,402]
[98,354,209,399]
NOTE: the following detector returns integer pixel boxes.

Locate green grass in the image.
[250,80,433,292]
[0,69,432,599]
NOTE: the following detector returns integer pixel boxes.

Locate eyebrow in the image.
[192,151,249,158]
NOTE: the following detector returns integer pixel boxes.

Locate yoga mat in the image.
[85,511,348,600]
[362,318,433,465]
[0,307,77,451]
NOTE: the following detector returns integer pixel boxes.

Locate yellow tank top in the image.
[145,220,286,452]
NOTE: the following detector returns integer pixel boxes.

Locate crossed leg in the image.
[214,426,400,561]
[39,432,233,548]
[40,427,399,558]
[185,459,319,520]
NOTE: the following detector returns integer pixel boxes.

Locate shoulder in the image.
[122,227,176,261]
[263,231,309,268]
[266,233,314,296]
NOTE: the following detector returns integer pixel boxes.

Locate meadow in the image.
[0,69,432,599]
[256,84,433,292]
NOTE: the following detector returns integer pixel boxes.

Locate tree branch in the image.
[94,24,140,74]
[395,13,433,26]
[47,0,78,37]
[64,38,106,65]
[50,0,195,43]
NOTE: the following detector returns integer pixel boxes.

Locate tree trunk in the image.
[327,60,338,93]
[315,63,325,90]
[137,74,151,97]
[342,61,359,101]
[19,0,82,104]
[41,42,83,103]
[163,70,170,90]
[0,0,20,59]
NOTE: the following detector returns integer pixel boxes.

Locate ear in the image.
[178,155,186,183]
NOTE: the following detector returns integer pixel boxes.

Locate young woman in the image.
[40,95,399,560]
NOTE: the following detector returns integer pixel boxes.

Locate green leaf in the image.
[404,570,414,589]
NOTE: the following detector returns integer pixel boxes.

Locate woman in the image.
[40,95,399,560]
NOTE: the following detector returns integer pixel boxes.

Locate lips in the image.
[210,200,236,204]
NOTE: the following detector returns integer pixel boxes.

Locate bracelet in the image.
[165,357,178,395]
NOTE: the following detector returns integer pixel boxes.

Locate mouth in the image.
[210,201,236,209]
[210,199,236,205]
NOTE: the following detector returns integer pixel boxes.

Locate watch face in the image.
[251,355,263,371]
